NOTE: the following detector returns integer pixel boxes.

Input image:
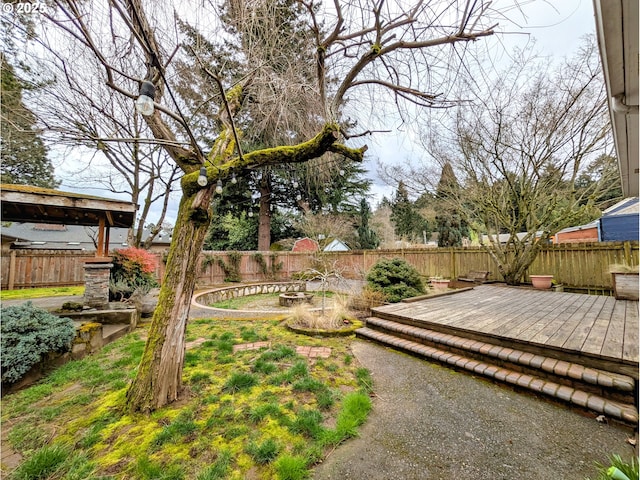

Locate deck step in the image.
[364,316,636,393]
[356,326,638,425]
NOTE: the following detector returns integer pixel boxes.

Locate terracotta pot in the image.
[529,274,553,289]
[431,279,450,289]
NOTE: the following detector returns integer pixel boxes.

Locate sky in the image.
[365,0,598,204]
[50,0,598,226]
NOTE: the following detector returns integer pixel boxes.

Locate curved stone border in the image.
[286,319,364,337]
[192,282,332,316]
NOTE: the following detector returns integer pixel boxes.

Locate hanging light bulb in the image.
[248,210,254,217]
[231,172,237,184]
[292,180,299,188]
[135,80,155,116]
[197,167,208,187]
[296,193,302,201]
[215,179,223,194]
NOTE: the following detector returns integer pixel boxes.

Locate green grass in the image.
[0,286,84,301]
[10,444,70,480]
[210,291,335,310]
[2,317,372,479]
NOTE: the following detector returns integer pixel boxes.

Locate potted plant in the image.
[609,264,639,300]
[529,274,554,290]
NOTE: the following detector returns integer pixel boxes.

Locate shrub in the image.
[109,247,158,300]
[366,257,425,302]
[1,302,75,384]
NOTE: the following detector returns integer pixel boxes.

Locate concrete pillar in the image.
[83,258,113,309]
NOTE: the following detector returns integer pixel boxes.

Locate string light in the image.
[135,80,155,116]
[215,179,223,194]
[197,167,208,186]
[231,172,237,184]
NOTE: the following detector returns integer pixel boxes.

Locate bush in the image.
[365,257,425,302]
[1,302,75,384]
[109,247,158,300]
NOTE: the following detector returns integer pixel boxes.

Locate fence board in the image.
[1,242,637,291]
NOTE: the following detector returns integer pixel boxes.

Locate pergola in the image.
[0,184,137,257]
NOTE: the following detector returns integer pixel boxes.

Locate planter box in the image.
[611,272,639,300]
[430,279,451,290]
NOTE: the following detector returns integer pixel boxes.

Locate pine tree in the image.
[0,54,58,188]
[435,163,468,247]
[390,181,430,243]
[356,198,380,249]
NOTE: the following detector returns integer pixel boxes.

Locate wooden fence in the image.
[2,242,638,291]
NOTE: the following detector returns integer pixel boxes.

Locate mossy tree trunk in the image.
[126,123,366,413]
[126,188,214,412]
[258,174,272,251]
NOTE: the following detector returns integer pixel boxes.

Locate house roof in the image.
[602,196,639,216]
[1,223,170,251]
[556,220,600,235]
[0,184,137,228]
[593,0,639,196]
[323,238,350,251]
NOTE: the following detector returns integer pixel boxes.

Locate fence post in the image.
[623,241,632,266]
[8,250,16,290]
[449,248,456,279]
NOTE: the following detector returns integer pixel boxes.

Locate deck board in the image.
[373,286,638,370]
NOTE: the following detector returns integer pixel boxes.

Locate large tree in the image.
[37,0,514,412]
[435,162,468,247]
[430,40,611,284]
[389,181,431,243]
[0,53,58,188]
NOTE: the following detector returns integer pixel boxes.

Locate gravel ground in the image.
[313,340,636,480]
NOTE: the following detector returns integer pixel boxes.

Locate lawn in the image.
[2,315,372,480]
[210,291,336,310]
[0,286,84,301]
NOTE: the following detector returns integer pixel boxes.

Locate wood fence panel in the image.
[2,242,638,291]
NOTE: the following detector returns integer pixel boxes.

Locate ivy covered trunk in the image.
[126,188,214,413]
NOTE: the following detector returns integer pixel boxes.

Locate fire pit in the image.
[279,292,314,307]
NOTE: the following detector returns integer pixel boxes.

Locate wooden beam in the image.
[97,216,106,257]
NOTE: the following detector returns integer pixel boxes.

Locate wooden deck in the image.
[373,285,639,378]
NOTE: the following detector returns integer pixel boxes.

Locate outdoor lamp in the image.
[215,179,223,194]
[197,167,208,187]
[135,80,155,116]
[231,172,237,184]
[248,210,254,217]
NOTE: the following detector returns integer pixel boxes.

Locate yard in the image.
[1,315,372,480]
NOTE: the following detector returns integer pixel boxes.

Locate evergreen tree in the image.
[0,54,58,188]
[356,198,380,249]
[435,163,468,247]
[390,181,430,243]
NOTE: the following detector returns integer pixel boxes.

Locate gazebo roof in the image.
[0,184,137,228]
